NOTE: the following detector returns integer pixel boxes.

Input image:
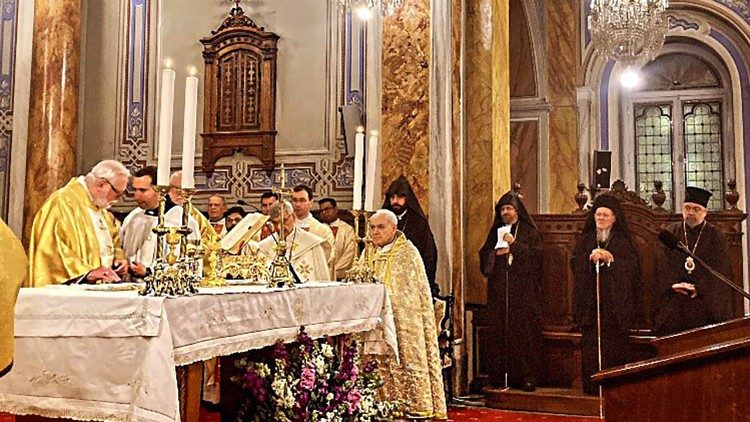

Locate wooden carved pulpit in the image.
[200,3,279,173]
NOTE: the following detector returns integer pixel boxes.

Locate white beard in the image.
[596,228,611,243]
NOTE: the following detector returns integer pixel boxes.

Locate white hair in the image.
[372,209,398,227]
[170,171,182,185]
[86,160,130,182]
[269,199,294,219]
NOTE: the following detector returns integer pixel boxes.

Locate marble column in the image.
[22,0,82,243]
[491,0,510,196]
[380,0,431,205]
[450,0,465,396]
[463,0,510,305]
[545,0,580,213]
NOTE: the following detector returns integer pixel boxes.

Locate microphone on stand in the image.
[237,199,261,213]
[657,229,750,301]
[657,230,692,254]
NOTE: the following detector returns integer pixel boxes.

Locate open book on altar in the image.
[220,212,269,254]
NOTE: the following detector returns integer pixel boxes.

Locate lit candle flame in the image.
[189,66,197,76]
[356,126,365,133]
[164,58,173,69]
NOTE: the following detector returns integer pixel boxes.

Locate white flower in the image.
[326,392,334,402]
[255,363,271,378]
[320,343,334,358]
[314,355,328,375]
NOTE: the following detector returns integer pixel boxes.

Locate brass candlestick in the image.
[267,164,295,288]
[140,185,170,296]
[178,187,197,253]
[140,185,200,296]
[343,210,377,283]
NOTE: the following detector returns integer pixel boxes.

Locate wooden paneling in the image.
[595,318,750,422]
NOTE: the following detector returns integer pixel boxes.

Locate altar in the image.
[0,282,386,421]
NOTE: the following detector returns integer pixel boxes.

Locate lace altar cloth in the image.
[0,282,385,421]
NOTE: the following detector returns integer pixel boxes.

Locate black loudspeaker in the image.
[593,150,612,189]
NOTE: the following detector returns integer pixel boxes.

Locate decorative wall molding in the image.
[115,1,356,210]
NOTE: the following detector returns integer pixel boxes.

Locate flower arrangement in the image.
[234,327,402,421]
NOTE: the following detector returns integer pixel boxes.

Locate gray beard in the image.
[596,228,611,243]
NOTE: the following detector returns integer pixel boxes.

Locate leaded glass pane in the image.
[683,102,724,210]
[635,104,673,210]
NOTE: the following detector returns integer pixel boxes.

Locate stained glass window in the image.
[635,104,674,210]
[683,102,724,210]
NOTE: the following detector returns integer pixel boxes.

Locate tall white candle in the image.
[181,66,199,189]
[352,126,365,210]
[364,130,379,211]
[156,59,176,186]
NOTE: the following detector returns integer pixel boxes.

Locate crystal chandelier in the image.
[588,0,669,65]
[333,0,404,16]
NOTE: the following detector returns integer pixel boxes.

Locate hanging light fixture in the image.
[588,0,669,65]
[333,0,404,17]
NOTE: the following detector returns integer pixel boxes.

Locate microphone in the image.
[237,199,261,213]
[658,230,680,250]
[658,229,750,301]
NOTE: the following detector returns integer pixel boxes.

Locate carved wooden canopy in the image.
[200,5,279,173]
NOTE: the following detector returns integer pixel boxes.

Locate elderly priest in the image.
[28,160,130,286]
[366,209,446,419]
[249,200,331,282]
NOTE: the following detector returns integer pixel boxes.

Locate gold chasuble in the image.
[369,231,446,418]
[190,206,220,246]
[0,218,26,377]
[28,178,124,286]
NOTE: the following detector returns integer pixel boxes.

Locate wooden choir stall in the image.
[476,180,748,416]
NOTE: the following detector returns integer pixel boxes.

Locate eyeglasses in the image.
[102,178,125,198]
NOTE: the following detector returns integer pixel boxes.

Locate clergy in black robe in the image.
[479,191,543,391]
[383,176,440,297]
[652,187,734,336]
[571,194,639,395]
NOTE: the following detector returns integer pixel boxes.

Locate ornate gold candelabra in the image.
[139,186,200,296]
[343,210,377,283]
[267,164,295,288]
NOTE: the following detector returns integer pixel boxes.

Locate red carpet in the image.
[446,407,602,421]
[197,406,603,421]
[2,407,604,421]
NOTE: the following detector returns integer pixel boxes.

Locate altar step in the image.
[484,386,602,417]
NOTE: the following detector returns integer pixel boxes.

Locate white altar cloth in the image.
[0,282,386,422]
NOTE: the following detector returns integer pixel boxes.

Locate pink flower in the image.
[346,389,362,414]
[300,366,316,390]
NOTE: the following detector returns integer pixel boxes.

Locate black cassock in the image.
[480,220,543,388]
[652,221,734,336]
[571,231,638,395]
[383,176,440,297]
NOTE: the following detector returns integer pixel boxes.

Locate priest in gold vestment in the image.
[1,217,26,377]
[367,209,446,418]
[28,160,130,286]
[247,200,331,282]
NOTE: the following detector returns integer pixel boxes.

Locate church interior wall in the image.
[73,0,355,215]
[581,1,750,311]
